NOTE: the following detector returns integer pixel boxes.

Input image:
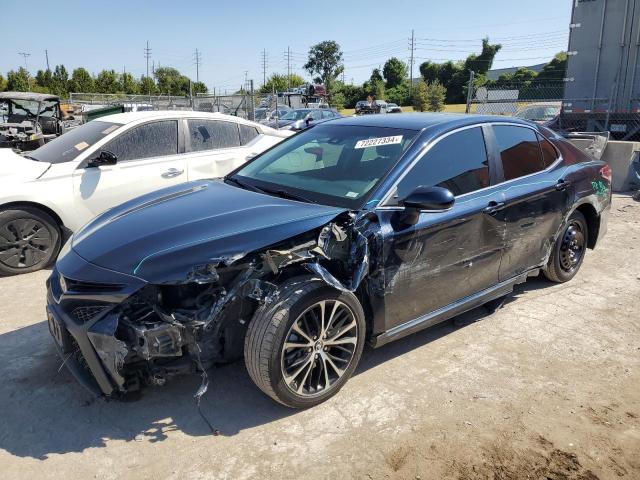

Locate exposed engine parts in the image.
[83,212,372,396]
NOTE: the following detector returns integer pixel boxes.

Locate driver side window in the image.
[389,126,490,204]
[103,120,178,162]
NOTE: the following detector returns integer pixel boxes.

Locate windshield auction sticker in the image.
[74,141,90,151]
[354,135,403,149]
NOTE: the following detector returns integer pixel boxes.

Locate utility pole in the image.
[249,79,255,121]
[45,49,50,72]
[144,41,152,77]
[408,29,415,93]
[284,47,291,91]
[194,48,202,83]
[261,49,268,86]
[18,52,31,89]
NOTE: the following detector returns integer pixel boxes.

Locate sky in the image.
[1,0,572,92]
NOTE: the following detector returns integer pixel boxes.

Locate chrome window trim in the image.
[375,121,563,210]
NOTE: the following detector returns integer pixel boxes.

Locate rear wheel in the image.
[544,211,588,283]
[0,207,61,276]
[244,276,366,408]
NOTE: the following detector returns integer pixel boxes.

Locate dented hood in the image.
[72,180,346,283]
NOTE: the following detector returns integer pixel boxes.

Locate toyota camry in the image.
[46,113,611,408]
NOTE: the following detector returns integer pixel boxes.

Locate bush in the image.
[425,80,446,112]
[412,80,428,112]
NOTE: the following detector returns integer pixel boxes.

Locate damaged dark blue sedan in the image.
[46,114,611,408]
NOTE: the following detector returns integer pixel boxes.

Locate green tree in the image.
[35,69,53,92]
[6,68,31,91]
[192,81,208,94]
[259,73,305,94]
[154,67,192,95]
[95,69,120,93]
[386,81,410,106]
[535,52,567,84]
[69,68,95,92]
[120,72,139,94]
[51,65,69,96]
[139,76,157,95]
[0,74,7,92]
[412,80,428,112]
[304,40,343,94]
[369,68,383,84]
[425,81,446,111]
[383,57,407,89]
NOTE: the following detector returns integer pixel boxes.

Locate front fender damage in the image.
[89,211,382,396]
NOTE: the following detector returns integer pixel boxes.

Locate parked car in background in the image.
[265,108,341,130]
[386,103,402,113]
[514,102,561,125]
[0,111,291,276]
[0,92,66,152]
[357,100,388,115]
[355,101,370,114]
[46,113,610,407]
[255,105,292,124]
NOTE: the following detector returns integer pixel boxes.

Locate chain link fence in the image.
[68,92,256,120]
[466,80,640,141]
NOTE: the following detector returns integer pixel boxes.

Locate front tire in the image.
[0,207,61,276]
[244,276,366,408]
[544,210,588,283]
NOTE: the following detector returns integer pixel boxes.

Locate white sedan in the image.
[0,111,291,275]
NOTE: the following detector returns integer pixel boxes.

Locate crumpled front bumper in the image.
[46,247,146,396]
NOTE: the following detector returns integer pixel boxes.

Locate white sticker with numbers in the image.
[354,135,403,149]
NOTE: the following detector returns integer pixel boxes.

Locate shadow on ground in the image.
[0,276,551,459]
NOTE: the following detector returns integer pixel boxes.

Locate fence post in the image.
[465,70,475,114]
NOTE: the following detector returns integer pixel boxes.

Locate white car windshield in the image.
[28,121,121,164]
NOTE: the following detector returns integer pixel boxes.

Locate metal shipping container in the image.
[562,0,640,139]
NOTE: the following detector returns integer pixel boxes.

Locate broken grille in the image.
[71,305,109,324]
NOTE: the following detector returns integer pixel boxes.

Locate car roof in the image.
[0,91,60,102]
[95,110,260,127]
[327,112,535,131]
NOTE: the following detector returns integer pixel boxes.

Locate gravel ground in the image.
[0,194,638,480]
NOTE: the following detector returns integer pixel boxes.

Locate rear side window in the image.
[394,126,490,200]
[239,124,259,145]
[538,133,559,168]
[188,119,241,151]
[104,120,178,161]
[494,125,544,181]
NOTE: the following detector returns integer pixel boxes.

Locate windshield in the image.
[516,106,559,121]
[254,109,267,120]
[281,109,312,121]
[230,124,419,208]
[8,99,58,118]
[29,120,121,164]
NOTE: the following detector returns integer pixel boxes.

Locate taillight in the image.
[600,165,612,183]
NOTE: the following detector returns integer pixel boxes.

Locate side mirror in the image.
[401,186,455,211]
[394,186,454,228]
[87,150,117,168]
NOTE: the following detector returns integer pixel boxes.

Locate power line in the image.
[144,41,152,77]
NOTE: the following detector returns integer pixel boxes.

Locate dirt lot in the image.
[0,194,638,480]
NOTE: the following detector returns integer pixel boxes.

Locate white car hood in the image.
[0,149,51,182]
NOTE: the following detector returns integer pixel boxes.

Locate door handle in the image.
[483,201,505,215]
[162,168,184,178]
[555,179,572,191]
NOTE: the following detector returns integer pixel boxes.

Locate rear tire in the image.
[244,276,366,408]
[0,207,61,276]
[544,211,588,283]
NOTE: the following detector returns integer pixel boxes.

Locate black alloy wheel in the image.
[0,208,61,276]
